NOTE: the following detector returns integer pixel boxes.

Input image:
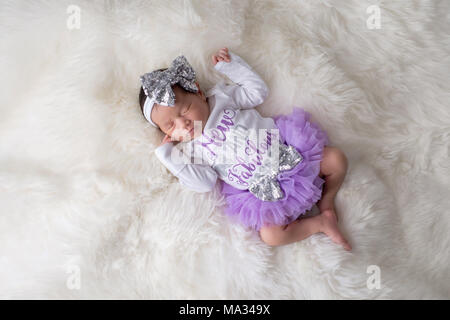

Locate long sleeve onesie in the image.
[154,51,281,193]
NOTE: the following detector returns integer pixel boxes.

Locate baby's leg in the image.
[259,212,351,250]
[316,147,348,219]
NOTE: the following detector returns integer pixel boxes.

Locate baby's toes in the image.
[333,234,352,251]
[342,239,352,251]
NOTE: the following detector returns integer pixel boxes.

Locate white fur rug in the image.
[1,0,449,299]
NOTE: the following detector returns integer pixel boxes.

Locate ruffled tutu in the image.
[220,107,329,231]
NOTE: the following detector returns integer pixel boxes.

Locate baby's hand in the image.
[159,134,179,147]
[212,47,231,65]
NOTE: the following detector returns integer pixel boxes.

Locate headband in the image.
[140,55,198,127]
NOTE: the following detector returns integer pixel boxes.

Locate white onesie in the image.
[155,51,283,193]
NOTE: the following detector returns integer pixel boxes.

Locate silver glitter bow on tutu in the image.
[248,143,304,201]
[140,55,198,126]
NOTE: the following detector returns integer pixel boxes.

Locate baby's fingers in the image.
[212,47,230,65]
[159,135,170,146]
[219,48,229,55]
[220,55,230,62]
[218,52,230,62]
[212,55,223,65]
[212,55,227,65]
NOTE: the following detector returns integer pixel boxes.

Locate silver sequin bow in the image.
[140,55,198,107]
[248,142,304,201]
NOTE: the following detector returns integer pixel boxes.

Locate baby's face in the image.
[151,83,210,142]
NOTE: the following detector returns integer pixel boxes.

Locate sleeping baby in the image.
[138,47,351,251]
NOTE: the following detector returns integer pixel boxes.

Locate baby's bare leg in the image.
[259,212,351,250]
[316,147,348,214]
[258,147,351,250]
[259,215,322,246]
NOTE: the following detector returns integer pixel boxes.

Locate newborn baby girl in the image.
[138,47,351,251]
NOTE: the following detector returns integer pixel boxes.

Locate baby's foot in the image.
[319,209,352,251]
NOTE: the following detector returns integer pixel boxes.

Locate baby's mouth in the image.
[177,128,194,141]
[174,125,201,142]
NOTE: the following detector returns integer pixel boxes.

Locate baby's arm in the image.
[155,142,218,193]
[213,49,269,109]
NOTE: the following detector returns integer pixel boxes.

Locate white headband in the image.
[142,96,158,127]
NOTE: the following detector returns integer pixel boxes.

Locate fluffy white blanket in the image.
[1,0,449,299]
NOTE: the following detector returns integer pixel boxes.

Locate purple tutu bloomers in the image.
[220,107,329,231]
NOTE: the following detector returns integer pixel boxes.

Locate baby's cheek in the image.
[172,128,190,141]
